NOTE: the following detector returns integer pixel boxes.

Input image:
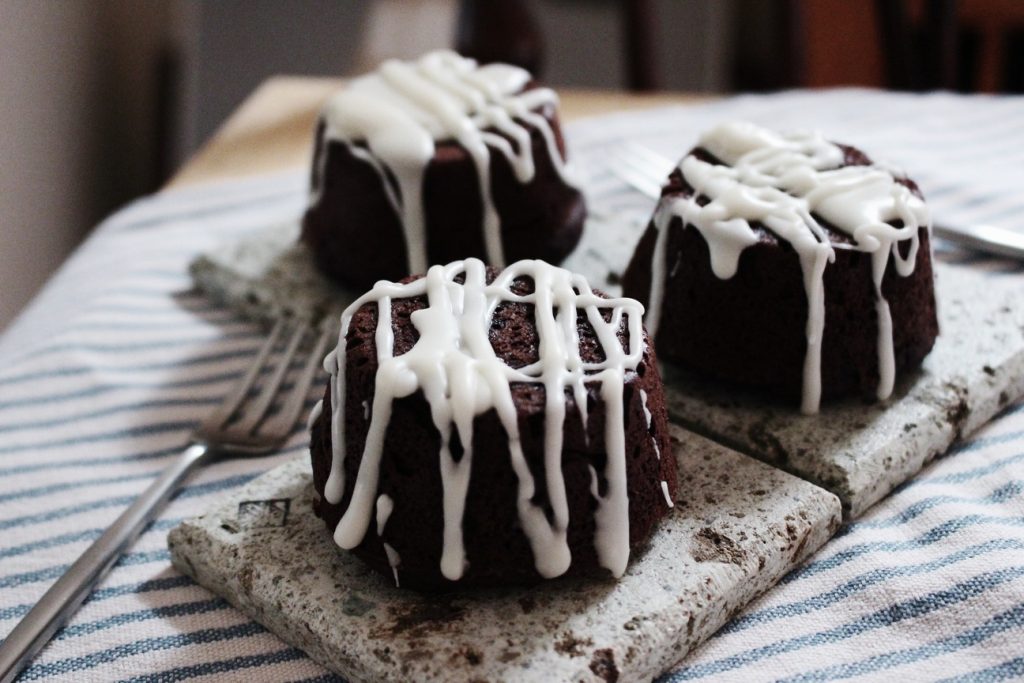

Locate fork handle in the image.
[0,442,212,683]
[934,223,1024,261]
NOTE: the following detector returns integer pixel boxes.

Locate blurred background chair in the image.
[730,0,1024,92]
[457,0,1024,94]
[876,0,1024,91]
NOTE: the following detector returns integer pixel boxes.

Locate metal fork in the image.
[609,141,676,200]
[0,317,331,683]
[609,141,1024,261]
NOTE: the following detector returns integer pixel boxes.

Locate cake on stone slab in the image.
[308,257,676,590]
[622,121,939,415]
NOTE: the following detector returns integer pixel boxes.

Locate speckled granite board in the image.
[190,222,349,326]
[168,426,841,683]
[191,222,1024,518]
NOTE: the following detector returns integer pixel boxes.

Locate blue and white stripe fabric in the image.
[1,89,1022,681]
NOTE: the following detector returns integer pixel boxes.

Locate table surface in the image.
[3,81,1023,682]
[167,77,710,188]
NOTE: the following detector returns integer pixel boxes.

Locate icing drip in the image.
[661,481,674,508]
[647,121,930,414]
[307,400,324,494]
[310,50,577,274]
[639,389,673,508]
[324,258,645,580]
[308,399,323,433]
[375,494,401,587]
[638,389,660,459]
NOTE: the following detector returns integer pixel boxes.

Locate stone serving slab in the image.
[190,221,348,327]
[168,426,841,683]
[191,220,1024,517]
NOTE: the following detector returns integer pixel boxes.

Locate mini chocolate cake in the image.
[309,258,676,590]
[302,51,586,290]
[622,122,938,414]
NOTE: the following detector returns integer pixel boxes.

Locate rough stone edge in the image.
[168,425,841,682]
[634,430,843,681]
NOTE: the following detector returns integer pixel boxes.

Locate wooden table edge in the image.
[166,75,711,190]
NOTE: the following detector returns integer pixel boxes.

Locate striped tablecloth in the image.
[2,89,1023,682]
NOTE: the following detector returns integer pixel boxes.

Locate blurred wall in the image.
[0,0,175,330]
[173,1,373,162]
[1,1,102,329]
[0,0,732,332]
[178,0,734,158]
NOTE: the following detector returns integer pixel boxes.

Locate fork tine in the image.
[232,321,307,434]
[623,141,676,174]
[609,156,664,199]
[615,147,669,181]
[201,318,286,432]
[259,325,332,439]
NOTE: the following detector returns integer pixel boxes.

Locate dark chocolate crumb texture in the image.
[309,258,676,590]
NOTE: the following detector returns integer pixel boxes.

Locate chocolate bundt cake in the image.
[309,258,675,590]
[302,51,586,290]
[622,121,938,414]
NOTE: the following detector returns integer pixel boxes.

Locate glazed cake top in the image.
[318,258,657,584]
[646,121,932,413]
[324,50,536,140]
[311,51,575,273]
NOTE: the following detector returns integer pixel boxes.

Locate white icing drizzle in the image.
[638,389,660,459]
[639,389,653,427]
[323,258,646,580]
[375,494,401,587]
[647,121,930,414]
[307,400,324,493]
[640,388,673,508]
[309,50,577,274]
[308,399,323,433]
